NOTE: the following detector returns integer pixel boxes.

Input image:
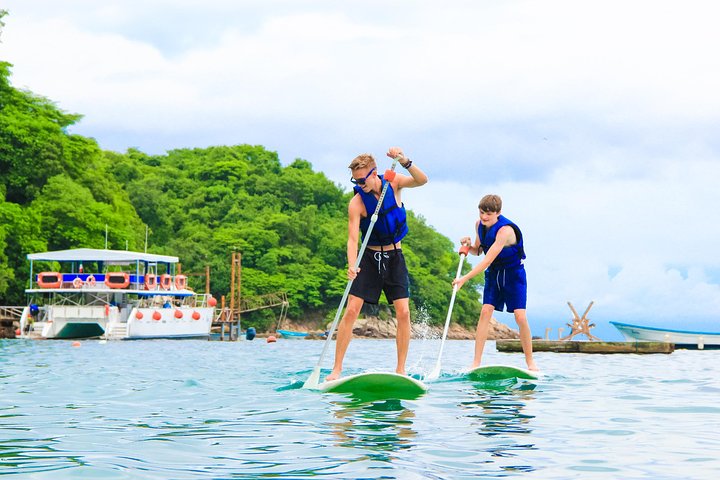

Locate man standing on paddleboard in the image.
[452,194,539,372]
[325,147,429,381]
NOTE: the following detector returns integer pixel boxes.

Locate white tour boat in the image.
[19,248,217,340]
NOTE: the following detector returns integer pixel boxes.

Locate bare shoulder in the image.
[349,194,366,216]
[498,224,517,244]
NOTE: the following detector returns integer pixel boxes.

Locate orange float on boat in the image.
[37,272,62,289]
[153,311,162,321]
[174,274,187,290]
[192,311,201,320]
[85,275,96,287]
[105,272,130,289]
[72,277,83,289]
[135,311,144,319]
[159,274,172,290]
[144,273,157,290]
[174,309,183,319]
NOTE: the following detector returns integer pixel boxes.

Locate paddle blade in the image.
[303,367,322,390]
[427,363,441,381]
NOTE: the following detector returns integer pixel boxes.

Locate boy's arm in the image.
[453,226,513,290]
[461,219,482,256]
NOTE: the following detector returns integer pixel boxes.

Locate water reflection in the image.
[328,397,416,462]
[459,382,537,473]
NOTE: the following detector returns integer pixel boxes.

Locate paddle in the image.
[303,156,401,389]
[427,243,470,381]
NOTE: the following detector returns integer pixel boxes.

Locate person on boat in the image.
[325,147,429,381]
[452,194,538,372]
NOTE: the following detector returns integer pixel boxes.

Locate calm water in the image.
[2,337,720,479]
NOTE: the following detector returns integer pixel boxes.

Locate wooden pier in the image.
[497,339,674,354]
[0,306,24,338]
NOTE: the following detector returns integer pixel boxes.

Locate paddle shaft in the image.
[429,251,467,379]
[303,157,400,389]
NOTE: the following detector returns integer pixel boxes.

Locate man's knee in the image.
[393,299,410,320]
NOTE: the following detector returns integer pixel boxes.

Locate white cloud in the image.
[3,0,720,338]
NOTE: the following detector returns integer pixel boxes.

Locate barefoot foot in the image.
[325,371,341,382]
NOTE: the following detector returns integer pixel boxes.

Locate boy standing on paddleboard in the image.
[452,194,539,372]
[325,147,429,381]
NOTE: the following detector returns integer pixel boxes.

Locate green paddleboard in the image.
[319,372,428,400]
[466,364,539,382]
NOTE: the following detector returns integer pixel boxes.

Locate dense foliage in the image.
[0,58,483,332]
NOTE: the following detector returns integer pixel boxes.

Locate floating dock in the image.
[496,339,674,354]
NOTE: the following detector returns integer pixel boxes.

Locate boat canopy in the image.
[27,248,178,265]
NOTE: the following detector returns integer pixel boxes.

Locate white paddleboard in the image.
[319,372,428,399]
[465,364,540,382]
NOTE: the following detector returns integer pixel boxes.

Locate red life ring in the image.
[105,272,130,289]
[159,274,172,290]
[37,272,62,289]
[73,277,83,289]
[144,273,157,290]
[85,275,96,287]
[174,275,187,290]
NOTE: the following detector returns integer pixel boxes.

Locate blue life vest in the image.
[479,215,526,270]
[354,175,408,246]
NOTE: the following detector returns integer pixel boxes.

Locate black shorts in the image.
[349,249,410,304]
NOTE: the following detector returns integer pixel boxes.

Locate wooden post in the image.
[205,265,210,294]
[232,252,242,341]
[229,255,236,327]
[221,295,227,341]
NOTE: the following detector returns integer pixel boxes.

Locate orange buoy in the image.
[153,311,162,321]
[104,272,130,289]
[71,341,81,347]
[15,328,21,336]
[267,335,277,343]
[208,296,217,307]
[159,274,172,290]
[174,274,187,290]
[37,272,62,289]
[192,311,201,320]
[85,275,96,287]
[135,311,144,320]
[174,309,183,319]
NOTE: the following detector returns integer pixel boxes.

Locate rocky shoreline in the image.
[278,316,520,340]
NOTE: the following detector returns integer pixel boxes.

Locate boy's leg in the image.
[514,309,538,371]
[393,297,411,375]
[326,295,364,381]
[472,304,495,368]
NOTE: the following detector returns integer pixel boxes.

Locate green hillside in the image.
[0,59,483,332]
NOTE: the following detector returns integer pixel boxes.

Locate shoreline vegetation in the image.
[273,317,520,340]
[0,60,486,334]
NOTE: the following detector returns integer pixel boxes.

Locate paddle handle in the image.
[429,249,467,380]
[303,156,401,389]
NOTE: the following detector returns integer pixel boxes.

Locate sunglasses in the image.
[350,167,376,185]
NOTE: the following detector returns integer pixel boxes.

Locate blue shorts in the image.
[483,265,527,313]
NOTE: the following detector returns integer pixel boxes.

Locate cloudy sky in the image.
[3,1,720,340]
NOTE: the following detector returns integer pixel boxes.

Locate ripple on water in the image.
[3,338,720,478]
